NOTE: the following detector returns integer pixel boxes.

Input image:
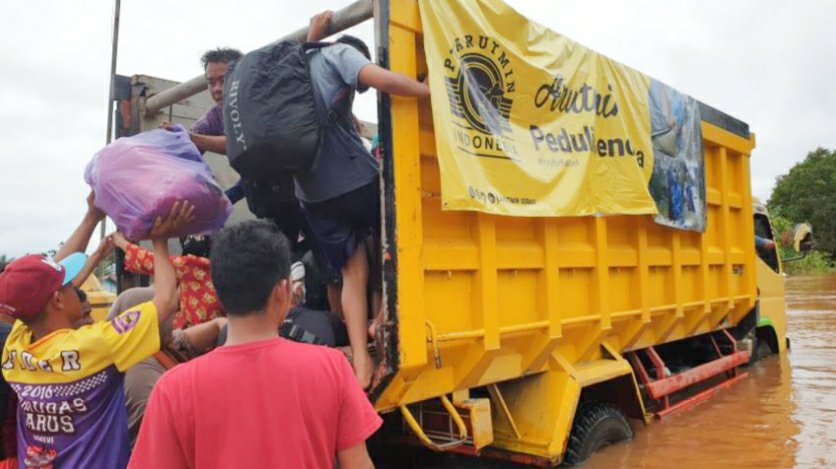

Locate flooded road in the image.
[584,274,836,468]
[379,275,836,468]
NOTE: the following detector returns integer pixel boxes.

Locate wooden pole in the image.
[100,0,121,250]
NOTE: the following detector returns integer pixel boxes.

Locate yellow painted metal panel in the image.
[377,0,759,462]
[389,24,427,371]
[81,276,116,322]
[756,258,788,354]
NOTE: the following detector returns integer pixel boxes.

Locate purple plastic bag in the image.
[84,125,232,240]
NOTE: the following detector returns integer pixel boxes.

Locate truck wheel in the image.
[563,402,633,466]
[755,338,773,360]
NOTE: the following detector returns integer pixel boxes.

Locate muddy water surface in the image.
[584,274,836,469]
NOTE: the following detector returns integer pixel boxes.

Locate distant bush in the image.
[771,215,835,275]
[768,147,835,259]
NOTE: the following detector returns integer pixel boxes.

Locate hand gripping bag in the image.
[84,125,232,239]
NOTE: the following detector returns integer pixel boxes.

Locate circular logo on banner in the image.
[443,35,519,161]
[446,53,513,136]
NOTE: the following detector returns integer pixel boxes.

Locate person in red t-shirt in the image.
[129,220,381,469]
[112,232,221,329]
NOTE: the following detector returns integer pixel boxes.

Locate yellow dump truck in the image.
[128,0,798,465]
[363,0,793,465]
[80,275,116,322]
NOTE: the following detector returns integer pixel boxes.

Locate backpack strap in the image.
[302,41,332,51]
[280,318,325,346]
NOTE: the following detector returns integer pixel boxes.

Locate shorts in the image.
[302,181,380,271]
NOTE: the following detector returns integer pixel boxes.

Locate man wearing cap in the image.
[0,199,193,469]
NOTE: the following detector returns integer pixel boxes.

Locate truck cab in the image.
[752,198,811,357]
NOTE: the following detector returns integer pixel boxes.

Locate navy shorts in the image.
[302,181,380,272]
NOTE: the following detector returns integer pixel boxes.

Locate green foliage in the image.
[771,215,836,275]
[768,148,836,257]
[785,251,836,275]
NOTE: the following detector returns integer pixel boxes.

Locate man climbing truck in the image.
[132,0,795,466]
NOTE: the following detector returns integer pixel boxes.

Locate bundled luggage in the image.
[84,125,232,239]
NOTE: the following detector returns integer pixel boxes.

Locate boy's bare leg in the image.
[368,294,383,340]
[342,242,373,388]
[327,283,343,315]
[364,231,383,340]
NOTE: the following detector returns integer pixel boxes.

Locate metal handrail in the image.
[425,320,443,369]
[143,0,374,115]
[400,395,469,451]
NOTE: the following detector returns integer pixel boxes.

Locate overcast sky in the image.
[1,0,834,257]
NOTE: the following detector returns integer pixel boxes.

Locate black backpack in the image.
[223,41,328,181]
[241,176,297,218]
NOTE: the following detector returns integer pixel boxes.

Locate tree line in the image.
[768,147,835,274]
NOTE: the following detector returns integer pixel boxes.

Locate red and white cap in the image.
[0,253,87,320]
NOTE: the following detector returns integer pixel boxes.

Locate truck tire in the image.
[755,338,773,360]
[563,402,633,466]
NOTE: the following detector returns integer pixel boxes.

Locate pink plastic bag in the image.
[84,125,232,240]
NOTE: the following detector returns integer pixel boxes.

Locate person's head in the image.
[73,287,93,328]
[0,253,88,331]
[200,47,243,105]
[337,35,371,61]
[210,220,292,322]
[336,35,372,93]
[180,234,212,258]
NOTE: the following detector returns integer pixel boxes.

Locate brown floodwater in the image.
[377,275,836,468]
[584,274,836,468]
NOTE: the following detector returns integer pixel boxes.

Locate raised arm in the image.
[56,191,106,262]
[188,133,227,154]
[113,232,157,276]
[160,121,228,155]
[71,235,115,288]
[358,65,430,98]
[307,10,334,42]
[151,239,177,324]
[147,202,196,324]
